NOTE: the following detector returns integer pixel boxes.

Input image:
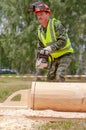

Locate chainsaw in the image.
[36,51,52,69]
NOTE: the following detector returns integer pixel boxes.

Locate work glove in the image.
[40,49,49,56]
[40,46,52,56]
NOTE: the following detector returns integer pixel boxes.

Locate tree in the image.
[0,0,86,74]
[0,0,38,73]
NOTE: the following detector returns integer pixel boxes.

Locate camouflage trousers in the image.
[47,53,73,82]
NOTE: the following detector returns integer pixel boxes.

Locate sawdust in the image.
[1,108,86,130]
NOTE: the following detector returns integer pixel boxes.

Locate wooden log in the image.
[30,82,86,112]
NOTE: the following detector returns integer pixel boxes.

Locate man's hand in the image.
[40,46,52,55]
[40,49,50,55]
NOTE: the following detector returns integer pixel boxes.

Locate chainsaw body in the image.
[36,52,49,69]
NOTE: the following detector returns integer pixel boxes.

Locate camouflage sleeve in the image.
[50,21,68,52]
[37,39,45,50]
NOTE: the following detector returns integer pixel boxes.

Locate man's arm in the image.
[50,21,68,52]
[37,39,45,50]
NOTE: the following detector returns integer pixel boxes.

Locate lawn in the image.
[0,77,32,102]
[36,119,86,130]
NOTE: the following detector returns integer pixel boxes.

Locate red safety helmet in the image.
[35,4,51,14]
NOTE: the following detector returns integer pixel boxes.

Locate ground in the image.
[0,84,86,129]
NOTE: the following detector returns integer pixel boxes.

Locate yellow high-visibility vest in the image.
[38,18,74,59]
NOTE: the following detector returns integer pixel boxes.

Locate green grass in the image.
[35,119,86,130]
[0,77,32,102]
[11,94,21,101]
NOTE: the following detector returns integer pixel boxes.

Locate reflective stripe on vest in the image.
[38,18,74,59]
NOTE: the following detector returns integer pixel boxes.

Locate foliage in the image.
[0,0,86,74]
[0,0,38,73]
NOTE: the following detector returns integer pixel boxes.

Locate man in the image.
[29,2,74,82]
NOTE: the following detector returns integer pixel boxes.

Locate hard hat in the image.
[35,4,51,14]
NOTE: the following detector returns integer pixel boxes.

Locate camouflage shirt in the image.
[37,19,69,52]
